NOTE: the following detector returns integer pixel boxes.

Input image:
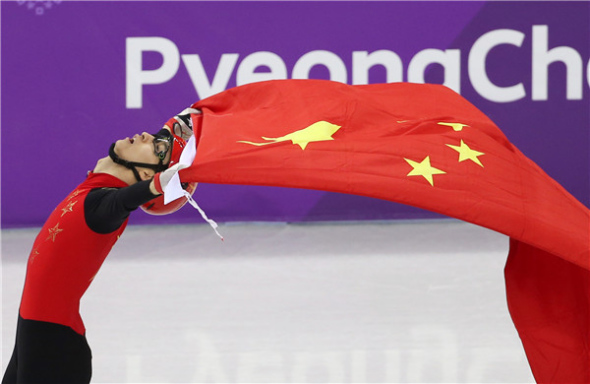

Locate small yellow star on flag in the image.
[446,140,485,167]
[404,156,446,186]
[61,201,77,217]
[438,122,470,132]
[46,223,64,242]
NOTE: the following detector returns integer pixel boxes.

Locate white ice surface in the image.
[2,220,535,383]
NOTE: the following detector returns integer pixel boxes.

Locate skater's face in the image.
[113,132,171,175]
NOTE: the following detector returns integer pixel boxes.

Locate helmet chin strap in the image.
[109,143,168,183]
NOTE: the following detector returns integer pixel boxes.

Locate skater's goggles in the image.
[152,129,173,162]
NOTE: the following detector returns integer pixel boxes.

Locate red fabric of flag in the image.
[181,80,590,382]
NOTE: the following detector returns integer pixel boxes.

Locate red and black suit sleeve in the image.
[84,180,159,234]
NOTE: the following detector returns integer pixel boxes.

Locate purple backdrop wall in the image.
[1,1,588,228]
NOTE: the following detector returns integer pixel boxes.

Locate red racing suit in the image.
[20,172,131,335]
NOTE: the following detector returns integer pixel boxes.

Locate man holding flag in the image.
[2,110,199,383]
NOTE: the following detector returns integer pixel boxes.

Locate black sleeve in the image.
[84,180,159,234]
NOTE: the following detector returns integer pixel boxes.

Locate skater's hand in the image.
[150,163,189,195]
[172,108,201,140]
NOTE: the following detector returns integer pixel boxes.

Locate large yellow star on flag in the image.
[446,140,485,167]
[238,121,342,150]
[404,156,446,186]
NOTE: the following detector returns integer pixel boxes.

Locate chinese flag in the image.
[181,80,590,382]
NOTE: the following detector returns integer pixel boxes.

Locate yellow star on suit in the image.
[46,223,63,242]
